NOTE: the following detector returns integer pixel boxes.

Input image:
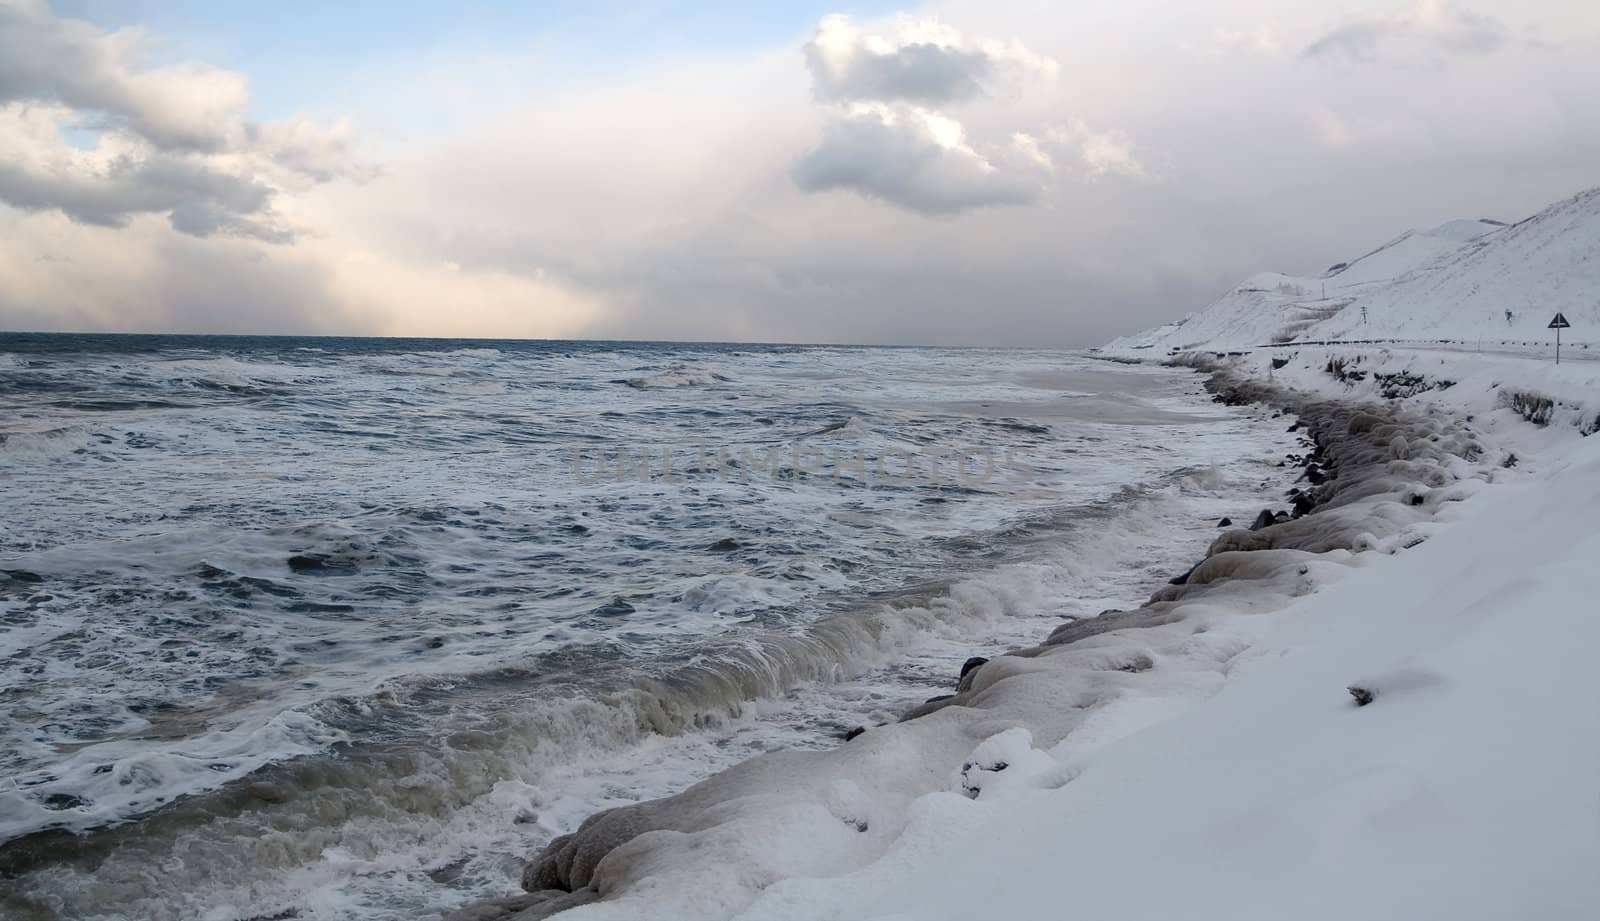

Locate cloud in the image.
[248,117,376,186]
[1046,121,1148,178]
[793,15,1075,215]
[1211,26,1285,56]
[6,0,1600,348]
[0,0,248,151]
[0,105,291,240]
[1304,0,1511,58]
[0,0,369,240]
[803,13,1057,105]
[792,102,1044,213]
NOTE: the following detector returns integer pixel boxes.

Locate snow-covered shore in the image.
[448,339,1600,920]
[723,361,1600,921]
[454,178,1600,921]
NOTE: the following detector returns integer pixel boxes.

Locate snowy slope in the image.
[1106,184,1600,356]
[1106,218,1502,353]
[1309,187,1600,346]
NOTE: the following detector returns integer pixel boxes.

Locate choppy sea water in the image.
[0,335,1299,919]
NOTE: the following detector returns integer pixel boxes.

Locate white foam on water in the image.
[0,342,1304,919]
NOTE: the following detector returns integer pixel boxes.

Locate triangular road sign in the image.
[1549,312,1571,329]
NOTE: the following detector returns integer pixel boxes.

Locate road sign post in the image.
[1548,312,1571,364]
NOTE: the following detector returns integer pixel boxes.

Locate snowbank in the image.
[733,421,1600,921]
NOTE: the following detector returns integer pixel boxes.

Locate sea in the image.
[0,334,1297,919]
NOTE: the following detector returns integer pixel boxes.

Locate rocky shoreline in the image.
[452,362,1491,921]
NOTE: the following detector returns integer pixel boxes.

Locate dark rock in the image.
[1287,421,1301,432]
[1216,517,1233,528]
[236,910,300,921]
[842,726,866,742]
[1348,685,1375,707]
[1303,464,1327,485]
[286,554,335,573]
[1291,493,1316,518]
[959,656,989,679]
[1248,509,1278,531]
[1168,561,1202,585]
[923,693,955,705]
[428,856,471,884]
[41,793,86,811]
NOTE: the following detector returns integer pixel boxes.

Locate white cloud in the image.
[5,0,1600,347]
[1010,132,1053,168]
[1304,0,1512,58]
[1046,121,1148,178]
[792,102,1045,213]
[793,15,1074,214]
[1212,26,1285,55]
[0,0,370,241]
[0,0,249,151]
[803,13,1057,105]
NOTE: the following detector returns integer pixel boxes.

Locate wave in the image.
[0,470,1257,919]
[507,386,1499,918]
[616,366,732,390]
[0,424,105,462]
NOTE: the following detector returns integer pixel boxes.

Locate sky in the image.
[2,0,1599,346]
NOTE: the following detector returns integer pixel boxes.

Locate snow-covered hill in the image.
[1106,185,1600,356]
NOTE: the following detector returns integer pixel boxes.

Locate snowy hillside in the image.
[1106,184,1600,355]
[1310,188,1600,346]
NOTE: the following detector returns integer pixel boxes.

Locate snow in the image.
[507,348,1600,921]
[446,186,1600,921]
[730,409,1600,921]
[1104,185,1598,356]
[1309,189,1600,347]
